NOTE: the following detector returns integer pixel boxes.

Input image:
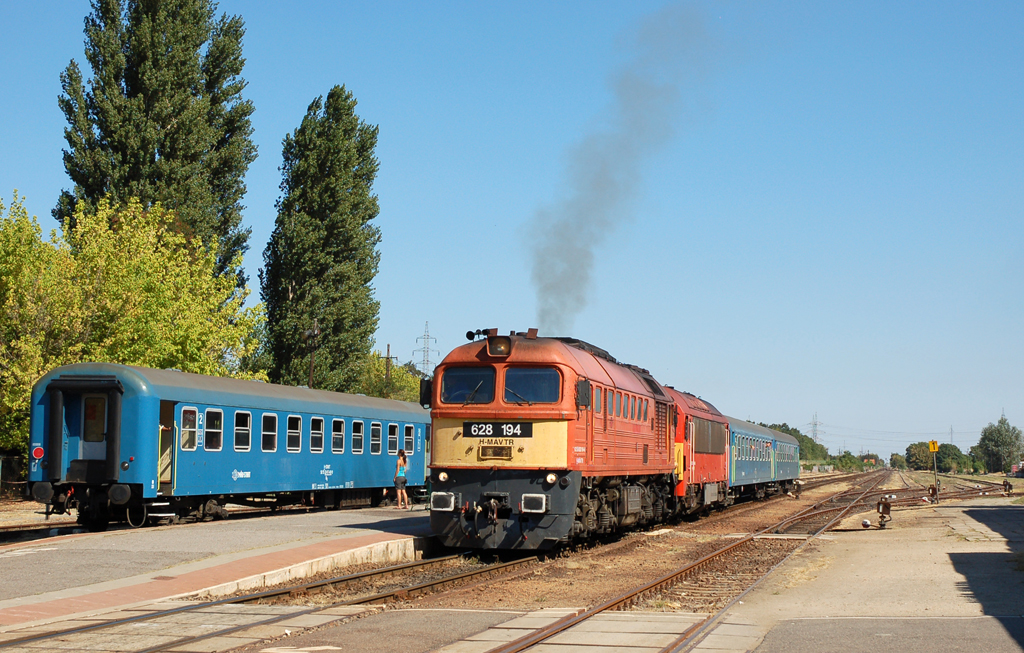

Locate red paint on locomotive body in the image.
[663,387,730,496]
[430,335,675,478]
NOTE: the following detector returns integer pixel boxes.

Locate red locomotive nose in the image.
[32,447,44,459]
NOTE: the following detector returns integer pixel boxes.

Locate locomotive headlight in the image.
[545,473,557,484]
[438,472,449,482]
[487,336,512,357]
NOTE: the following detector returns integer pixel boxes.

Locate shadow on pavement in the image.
[948,503,1024,649]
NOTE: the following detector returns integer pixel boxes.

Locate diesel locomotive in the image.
[26,363,429,530]
[424,329,799,550]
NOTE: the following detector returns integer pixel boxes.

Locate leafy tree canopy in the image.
[890,453,908,470]
[261,85,381,392]
[56,0,256,283]
[975,415,1023,474]
[758,422,829,461]
[355,353,420,403]
[0,193,263,457]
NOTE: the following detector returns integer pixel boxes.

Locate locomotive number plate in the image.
[464,422,533,438]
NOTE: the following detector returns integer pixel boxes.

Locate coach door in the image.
[159,400,175,490]
[81,395,107,461]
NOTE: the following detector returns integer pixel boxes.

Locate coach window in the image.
[370,422,382,455]
[387,423,399,455]
[404,424,415,453]
[234,412,251,451]
[352,421,364,454]
[310,417,324,453]
[332,419,345,453]
[262,414,277,452]
[287,416,302,453]
[181,408,198,451]
[205,409,223,451]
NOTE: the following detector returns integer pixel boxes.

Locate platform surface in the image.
[0,505,430,629]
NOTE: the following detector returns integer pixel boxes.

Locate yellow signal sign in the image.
[928,440,939,453]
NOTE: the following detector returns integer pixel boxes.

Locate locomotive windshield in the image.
[440,367,495,404]
[504,367,561,404]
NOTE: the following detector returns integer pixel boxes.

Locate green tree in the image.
[975,415,1023,474]
[55,0,256,282]
[935,443,970,473]
[905,442,932,470]
[0,194,263,458]
[261,85,381,392]
[355,353,421,402]
[832,450,864,472]
[889,453,908,470]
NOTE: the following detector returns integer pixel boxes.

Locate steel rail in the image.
[0,553,469,650]
[488,472,889,653]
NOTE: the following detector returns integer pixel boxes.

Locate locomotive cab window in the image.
[332,419,345,453]
[370,422,382,455]
[205,409,223,451]
[503,367,561,404]
[181,407,198,451]
[234,411,251,451]
[262,414,277,452]
[441,367,495,404]
[352,420,364,454]
[310,417,324,453]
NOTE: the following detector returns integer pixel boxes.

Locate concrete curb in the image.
[183,534,431,599]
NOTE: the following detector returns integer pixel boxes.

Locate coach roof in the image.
[36,363,428,421]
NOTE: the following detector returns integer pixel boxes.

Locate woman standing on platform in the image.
[394,450,409,509]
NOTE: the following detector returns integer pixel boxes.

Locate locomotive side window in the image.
[262,414,277,452]
[616,393,621,417]
[595,388,602,413]
[370,422,382,455]
[287,416,302,453]
[310,417,324,453]
[404,424,414,453]
[631,396,636,420]
[606,390,612,414]
[643,400,648,422]
[205,409,223,451]
[387,423,399,455]
[441,367,495,404]
[503,367,561,404]
[181,408,198,451]
[352,421,364,454]
[332,419,345,453]
[234,412,251,451]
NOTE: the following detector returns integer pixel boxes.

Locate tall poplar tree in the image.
[55,0,256,282]
[261,86,381,391]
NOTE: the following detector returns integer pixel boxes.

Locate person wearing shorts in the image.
[394,449,409,509]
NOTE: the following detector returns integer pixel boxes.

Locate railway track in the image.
[484,471,890,653]
[0,552,538,652]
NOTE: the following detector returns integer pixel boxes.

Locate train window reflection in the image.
[441,367,495,404]
[504,367,561,404]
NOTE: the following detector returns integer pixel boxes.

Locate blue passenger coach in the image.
[727,418,800,499]
[26,363,429,530]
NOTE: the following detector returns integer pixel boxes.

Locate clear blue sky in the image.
[2,2,1021,459]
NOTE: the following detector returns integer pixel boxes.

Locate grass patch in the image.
[1012,496,1024,505]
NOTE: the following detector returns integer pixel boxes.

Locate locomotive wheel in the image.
[126,503,148,528]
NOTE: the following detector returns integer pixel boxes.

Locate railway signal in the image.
[928,440,939,503]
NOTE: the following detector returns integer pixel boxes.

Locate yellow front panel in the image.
[431,418,568,468]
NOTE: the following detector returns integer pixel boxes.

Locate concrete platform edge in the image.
[181,534,430,599]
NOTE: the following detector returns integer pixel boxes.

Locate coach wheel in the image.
[126,503,147,528]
